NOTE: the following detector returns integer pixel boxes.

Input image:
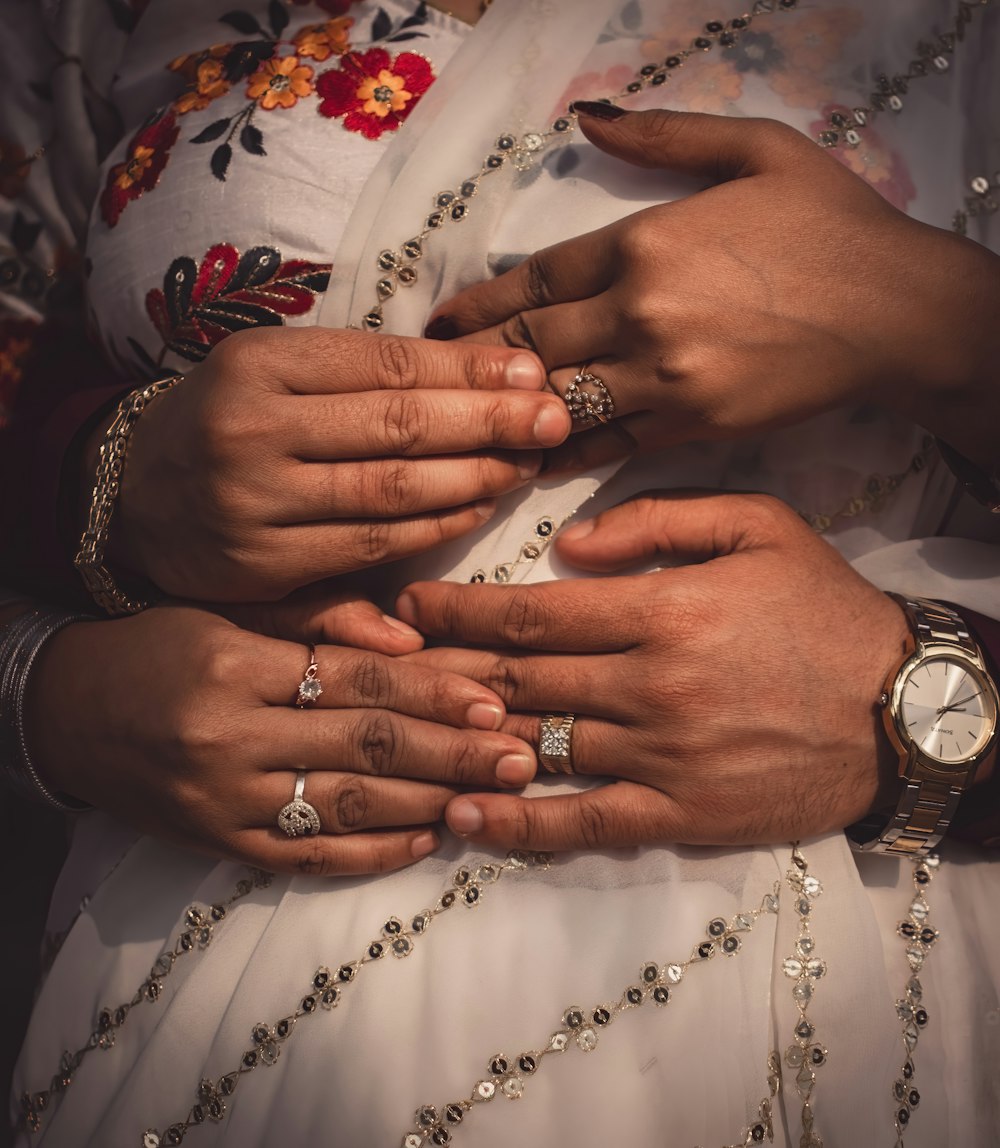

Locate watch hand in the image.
[935,690,981,716]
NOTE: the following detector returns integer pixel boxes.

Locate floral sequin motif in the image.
[246,54,316,109]
[144,242,331,363]
[99,112,179,228]
[316,49,435,140]
[809,106,915,211]
[293,16,354,61]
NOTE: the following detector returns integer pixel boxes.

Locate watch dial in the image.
[900,657,996,764]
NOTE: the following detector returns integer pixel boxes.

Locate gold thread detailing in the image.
[74,375,183,615]
[357,2,799,331]
[798,436,936,534]
[781,845,827,1147]
[17,869,272,1136]
[135,853,551,1148]
[890,855,938,1145]
[400,879,782,1147]
[711,1055,781,1148]
[815,0,991,151]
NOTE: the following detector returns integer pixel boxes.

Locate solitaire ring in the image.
[296,645,322,707]
[277,770,322,837]
[538,713,576,774]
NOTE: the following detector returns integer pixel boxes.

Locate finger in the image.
[263,707,538,788]
[229,825,441,878]
[574,106,805,181]
[402,646,630,722]
[260,642,511,731]
[291,387,570,458]
[282,452,543,523]
[249,772,457,835]
[217,589,425,654]
[425,230,617,338]
[243,327,547,395]
[396,579,643,651]
[278,500,504,585]
[554,490,793,571]
[543,409,698,477]
[443,782,687,851]
[452,297,613,372]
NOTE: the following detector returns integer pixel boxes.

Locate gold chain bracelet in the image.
[73,375,183,616]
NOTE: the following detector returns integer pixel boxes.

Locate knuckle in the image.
[478,394,513,446]
[522,251,557,307]
[499,312,538,352]
[348,518,394,567]
[482,655,524,706]
[346,652,394,708]
[499,589,550,645]
[331,778,371,832]
[378,459,420,516]
[381,391,428,455]
[577,794,618,850]
[357,712,404,776]
[443,737,480,787]
[295,842,338,877]
[374,336,421,391]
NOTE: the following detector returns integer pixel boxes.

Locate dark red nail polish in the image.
[571,100,628,121]
[424,315,459,340]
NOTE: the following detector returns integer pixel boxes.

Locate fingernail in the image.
[424,315,459,340]
[395,592,417,626]
[447,798,484,836]
[380,613,422,640]
[533,404,569,446]
[475,498,497,521]
[467,702,504,731]
[517,451,542,480]
[572,100,628,121]
[560,518,595,541]
[505,353,544,389]
[411,830,439,858]
[496,752,534,786]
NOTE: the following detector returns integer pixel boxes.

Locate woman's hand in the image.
[108,327,570,601]
[26,602,539,876]
[395,491,909,851]
[426,107,1000,473]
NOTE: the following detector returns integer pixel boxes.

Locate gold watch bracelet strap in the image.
[74,374,183,616]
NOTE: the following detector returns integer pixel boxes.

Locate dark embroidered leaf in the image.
[191,118,231,144]
[388,31,428,41]
[210,143,233,181]
[239,123,267,156]
[10,212,43,254]
[268,0,289,36]
[105,0,137,32]
[125,336,161,377]
[222,41,276,81]
[146,243,332,363]
[620,0,641,30]
[219,9,266,35]
[28,79,53,101]
[399,1,428,27]
[371,7,392,40]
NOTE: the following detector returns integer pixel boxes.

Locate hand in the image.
[26,603,540,876]
[395,491,909,851]
[426,107,1000,473]
[107,327,570,601]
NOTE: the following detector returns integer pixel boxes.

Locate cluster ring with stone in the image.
[277,770,322,837]
[562,366,615,425]
[539,713,576,774]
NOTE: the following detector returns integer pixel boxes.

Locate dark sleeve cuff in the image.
[950,606,1000,847]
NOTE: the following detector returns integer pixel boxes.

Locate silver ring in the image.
[277,770,322,837]
[296,645,322,707]
[539,713,576,774]
[563,367,615,425]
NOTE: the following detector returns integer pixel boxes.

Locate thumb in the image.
[572,104,797,182]
[554,490,788,572]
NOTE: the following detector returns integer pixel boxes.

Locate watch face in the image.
[899,656,997,765]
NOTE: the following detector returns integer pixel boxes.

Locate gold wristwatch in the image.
[851,595,999,856]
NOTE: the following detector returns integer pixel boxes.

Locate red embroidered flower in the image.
[0,316,38,427]
[99,112,179,228]
[316,49,434,140]
[145,242,331,362]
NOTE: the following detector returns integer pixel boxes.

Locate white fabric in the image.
[9,1,1000,1145]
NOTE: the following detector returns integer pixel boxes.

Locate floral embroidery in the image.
[246,54,316,109]
[143,242,331,363]
[294,16,354,60]
[0,316,38,427]
[316,48,434,140]
[809,106,915,211]
[171,52,232,114]
[0,138,33,200]
[99,111,179,228]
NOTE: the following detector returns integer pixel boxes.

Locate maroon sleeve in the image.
[950,606,1000,847]
[1,313,131,608]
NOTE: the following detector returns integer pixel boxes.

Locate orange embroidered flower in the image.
[316,49,434,140]
[100,111,179,227]
[168,43,230,81]
[246,55,315,110]
[294,17,353,62]
[174,58,231,114]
